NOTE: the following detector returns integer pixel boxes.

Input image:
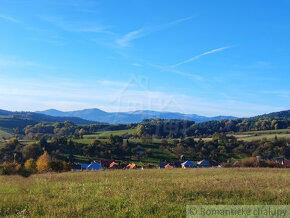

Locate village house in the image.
[126,163,137,169]
[198,160,211,168]
[181,160,198,168]
[109,162,122,169]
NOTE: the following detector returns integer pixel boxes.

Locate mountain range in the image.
[0,109,95,125]
[36,108,237,124]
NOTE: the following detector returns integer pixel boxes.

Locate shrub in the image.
[24,158,38,173]
[36,152,51,173]
[260,160,281,168]
[239,157,258,167]
[1,162,22,175]
[49,160,71,172]
[0,162,31,177]
[22,143,42,160]
[221,162,234,168]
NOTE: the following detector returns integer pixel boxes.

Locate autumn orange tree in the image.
[36,152,51,173]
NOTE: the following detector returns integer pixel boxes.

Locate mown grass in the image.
[234,134,290,142]
[236,129,289,135]
[227,128,290,142]
[0,168,289,217]
[0,129,12,148]
[84,128,137,139]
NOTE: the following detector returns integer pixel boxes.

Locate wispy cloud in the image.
[132,63,143,67]
[115,16,193,47]
[168,69,203,81]
[160,16,193,28]
[30,37,64,46]
[116,29,144,47]
[0,14,20,23]
[172,46,231,67]
[135,45,230,81]
[41,15,112,34]
[147,63,203,81]
[246,61,275,70]
[0,76,284,117]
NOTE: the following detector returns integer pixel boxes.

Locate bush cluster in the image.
[0,152,71,177]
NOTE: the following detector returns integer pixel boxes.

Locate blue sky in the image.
[0,0,289,117]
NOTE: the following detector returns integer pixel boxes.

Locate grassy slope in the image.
[0,128,12,138]
[0,129,13,148]
[0,168,289,217]
[84,128,137,139]
[235,129,289,134]
[235,134,290,142]
[228,128,290,142]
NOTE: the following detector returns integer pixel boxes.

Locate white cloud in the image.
[0,14,20,23]
[246,61,274,69]
[132,63,143,67]
[115,16,193,47]
[147,63,203,81]
[0,77,284,117]
[116,29,144,47]
[41,15,112,34]
[172,46,231,67]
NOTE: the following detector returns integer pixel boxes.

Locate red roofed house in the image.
[126,163,137,169]
[109,162,122,169]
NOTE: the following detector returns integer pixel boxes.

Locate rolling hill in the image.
[0,109,98,132]
[37,108,237,124]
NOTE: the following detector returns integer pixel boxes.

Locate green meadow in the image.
[84,128,137,139]
[0,168,289,217]
[228,128,290,142]
[0,128,12,139]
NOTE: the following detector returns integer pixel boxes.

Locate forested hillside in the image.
[136,110,290,138]
[0,110,98,134]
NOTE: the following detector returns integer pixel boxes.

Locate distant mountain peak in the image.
[36,108,238,124]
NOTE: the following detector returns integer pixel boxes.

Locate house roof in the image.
[198,160,211,166]
[127,163,136,169]
[109,162,119,168]
[181,160,197,167]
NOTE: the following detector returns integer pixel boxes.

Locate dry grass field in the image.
[0,168,289,217]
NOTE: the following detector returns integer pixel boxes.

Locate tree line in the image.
[23,121,137,139]
[136,117,289,138]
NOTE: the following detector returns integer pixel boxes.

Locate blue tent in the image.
[81,164,89,170]
[198,160,211,168]
[87,162,104,170]
[181,160,198,168]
